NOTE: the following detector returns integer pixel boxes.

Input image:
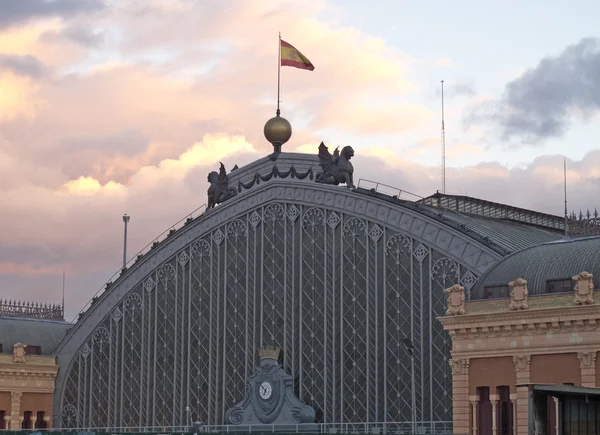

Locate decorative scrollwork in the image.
[158,264,176,284]
[62,404,78,427]
[342,217,366,236]
[124,293,143,313]
[191,239,211,258]
[385,233,411,257]
[227,219,247,239]
[432,257,459,287]
[93,327,110,348]
[264,203,285,223]
[302,207,325,228]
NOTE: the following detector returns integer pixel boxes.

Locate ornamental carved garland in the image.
[449,358,469,375]
[513,355,531,372]
[577,352,598,369]
[445,284,466,316]
[509,278,529,310]
[573,272,595,305]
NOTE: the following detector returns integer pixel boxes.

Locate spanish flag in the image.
[280,39,315,71]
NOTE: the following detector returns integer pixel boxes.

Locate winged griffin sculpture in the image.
[315,142,355,188]
[207,162,237,209]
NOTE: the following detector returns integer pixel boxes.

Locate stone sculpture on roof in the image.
[207,162,237,209]
[315,142,355,188]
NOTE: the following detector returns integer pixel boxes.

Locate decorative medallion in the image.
[111,307,123,323]
[80,343,91,359]
[144,276,155,293]
[368,224,383,243]
[249,210,262,228]
[286,205,300,222]
[460,270,477,291]
[212,228,225,245]
[413,243,428,262]
[178,250,190,267]
[326,211,341,229]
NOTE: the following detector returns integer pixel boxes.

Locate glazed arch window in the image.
[545,279,574,294]
[483,285,510,299]
[24,345,41,355]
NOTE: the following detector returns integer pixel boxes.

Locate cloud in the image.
[41,24,105,47]
[468,38,600,144]
[0,0,598,319]
[0,0,105,30]
[0,54,47,77]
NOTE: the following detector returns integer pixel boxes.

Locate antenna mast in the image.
[62,269,65,319]
[441,80,446,194]
[564,158,568,236]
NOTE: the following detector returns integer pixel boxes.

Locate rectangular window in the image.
[477,386,492,435]
[483,285,510,299]
[25,345,41,355]
[546,279,573,294]
[22,411,32,429]
[0,343,3,352]
[0,410,5,429]
[497,386,512,435]
[35,411,46,429]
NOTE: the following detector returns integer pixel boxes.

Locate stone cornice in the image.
[0,371,58,380]
[439,303,600,332]
[0,363,59,377]
[446,315,599,340]
[452,345,600,360]
[0,354,56,365]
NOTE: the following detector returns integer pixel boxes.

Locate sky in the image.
[0,0,599,319]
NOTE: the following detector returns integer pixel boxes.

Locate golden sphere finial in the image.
[264,112,292,153]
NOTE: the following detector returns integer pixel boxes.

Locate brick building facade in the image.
[0,303,69,430]
[440,272,600,435]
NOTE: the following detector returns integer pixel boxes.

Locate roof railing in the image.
[68,203,208,326]
[357,179,424,201]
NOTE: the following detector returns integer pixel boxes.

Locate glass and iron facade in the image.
[54,165,513,430]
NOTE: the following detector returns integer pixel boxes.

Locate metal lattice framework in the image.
[57,196,481,429]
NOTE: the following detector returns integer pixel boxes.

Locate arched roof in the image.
[470,236,600,299]
[0,317,70,355]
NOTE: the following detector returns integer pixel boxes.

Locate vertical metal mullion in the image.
[419,250,425,423]
[207,238,214,425]
[298,205,304,399]
[428,249,433,423]
[366,224,370,424]
[173,267,179,428]
[260,206,265,346]
[383,228,388,424]
[245,215,250,382]
[140,289,145,429]
[323,212,328,422]
[186,248,192,427]
[220,229,227,424]
[339,213,344,421]
[119,305,125,428]
[152,274,158,426]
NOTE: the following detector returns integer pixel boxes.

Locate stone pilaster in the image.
[469,396,479,435]
[577,351,597,387]
[490,396,498,435]
[510,395,517,435]
[450,358,470,435]
[30,416,37,429]
[9,391,22,430]
[513,355,531,435]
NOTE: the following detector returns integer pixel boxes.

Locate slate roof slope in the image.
[470,236,600,299]
[0,316,70,355]
[435,208,564,253]
[354,188,564,256]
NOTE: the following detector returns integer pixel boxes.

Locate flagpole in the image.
[277,32,281,116]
